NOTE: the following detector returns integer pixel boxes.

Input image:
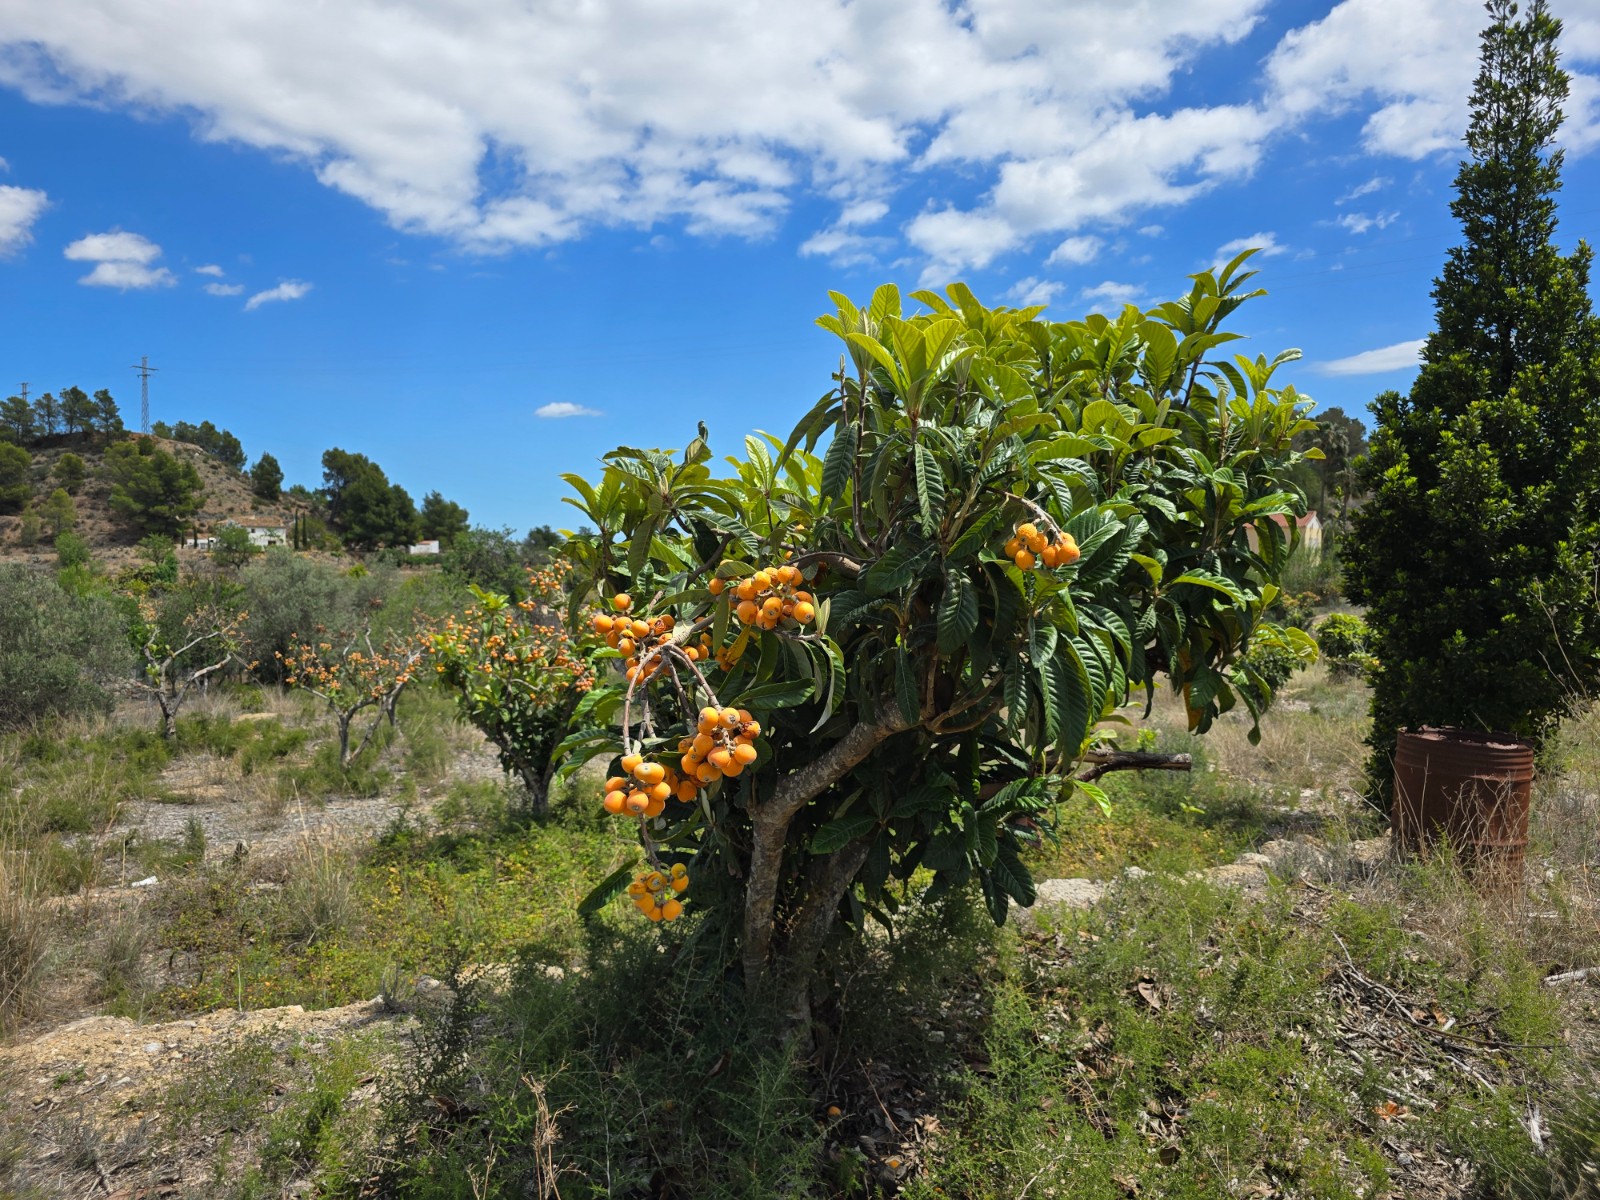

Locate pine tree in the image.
[1346,0,1600,798]
[250,452,284,500]
[92,389,124,439]
[0,396,34,443]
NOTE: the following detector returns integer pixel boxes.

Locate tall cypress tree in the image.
[1346,0,1600,798]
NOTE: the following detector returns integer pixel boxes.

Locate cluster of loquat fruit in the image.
[627,863,689,922]
[1003,521,1081,571]
[710,564,817,630]
[603,752,700,819]
[678,705,761,784]
[591,593,717,684]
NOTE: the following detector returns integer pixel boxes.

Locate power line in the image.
[129,356,158,434]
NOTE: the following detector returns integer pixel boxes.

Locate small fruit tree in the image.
[430,564,596,816]
[133,600,247,739]
[279,626,425,767]
[561,262,1318,1020]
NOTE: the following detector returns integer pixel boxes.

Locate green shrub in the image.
[0,565,135,729]
[240,550,396,683]
[51,453,85,495]
[54,530,91,570]
[1316,612,1375,680]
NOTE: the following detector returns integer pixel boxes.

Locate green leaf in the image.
[626,513,658,578]
[893,780,956,819]
[991,837,1036,907]
[914,442,946,534]
[577,859,637,917]
[1170,569,1247,603]
[946,507,1004,562]
[863,543,934,597]
[895,646,919,726]
[937,569,979,655]
[735,678,816,711]
[812,810,879,855]
[922,828,968,871]
[819,424,858,502]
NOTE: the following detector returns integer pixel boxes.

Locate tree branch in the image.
[1074,749,1192,783]
[742,704,913,991]
[793,550,863,579]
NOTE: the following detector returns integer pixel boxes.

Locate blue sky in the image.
[2,0,1598,532]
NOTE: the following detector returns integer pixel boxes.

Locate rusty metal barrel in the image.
[1392,727,1533,893]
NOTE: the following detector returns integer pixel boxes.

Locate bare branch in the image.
[1075,750,1192,783]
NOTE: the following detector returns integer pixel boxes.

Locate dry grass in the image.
[0,852,57,1033]
[1125,659,1375,813]
[281,835,358,948]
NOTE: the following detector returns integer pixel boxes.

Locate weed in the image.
[282,840,357,947]
[157,1036,281,1141]
[92,903,153,1008]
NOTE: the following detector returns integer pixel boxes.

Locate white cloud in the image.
[1316,338,1425,376]
[1006,276,1063,306]
[243,279,311,309]
[3,0,1590,281]
[798,226,892,267]
[0,0,1277,268]
[195,262,225,276]
[63,230,162,264]
[1336,175,1389,204]
[1265,0,1600,160]
[535,401,602,418]
[77,260,176,288]
[1336,210,1398,234]
[204,281,244,295]
[1079,280,1144,312]
[0,184,47,253]
[62,229,176,287]
[1212,231,1284,272]
[837,199,888,228]
[1137,224,1164,237]
[911,102,1277,282]
[800,195,893,265]
[1046,235,1101,266]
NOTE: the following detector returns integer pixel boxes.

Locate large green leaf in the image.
[812,810,880,855]
[937,569,979,654]
[577,859,638,917]
[819,424,858,502]
[914,442,946,534]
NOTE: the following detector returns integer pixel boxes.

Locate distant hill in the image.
[0,435,312,569]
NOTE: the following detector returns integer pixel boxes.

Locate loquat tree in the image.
[430,563,596,816]
[558,265,1319,1024]
[279,625,425,767]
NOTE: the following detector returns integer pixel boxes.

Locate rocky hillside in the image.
[0,435,311,569]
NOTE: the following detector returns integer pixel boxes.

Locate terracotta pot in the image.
[1392,727,1533,894]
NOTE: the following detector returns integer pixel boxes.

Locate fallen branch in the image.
[1076,750,1193,783]
[1543,966,1597,987]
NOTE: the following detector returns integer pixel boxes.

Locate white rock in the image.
[130,876,159,889]
[1011,877,1108,930]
